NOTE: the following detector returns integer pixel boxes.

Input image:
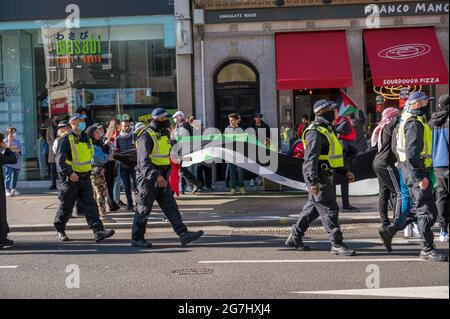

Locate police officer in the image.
[131,108,204,248]
[54,113,115,242]
[285,100,356,256]
[379,92,448,262]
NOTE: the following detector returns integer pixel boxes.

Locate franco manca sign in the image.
[205,1,449,23]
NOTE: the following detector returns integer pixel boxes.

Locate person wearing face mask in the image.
[53,113,115,243]
[378,92,448,262]
[115,120,137,211]
[46,114,60,190]
[131,108,204,248]
[285,100,356,256]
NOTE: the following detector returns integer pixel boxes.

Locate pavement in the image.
[6,188,385,232]
[0,225,448,299]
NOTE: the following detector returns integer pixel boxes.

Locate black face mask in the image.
[420,105,430,115]
[322,111,335,123]
[152,119,171,132]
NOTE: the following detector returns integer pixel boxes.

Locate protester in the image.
[172,111,202,194]
[249,112,271,186]
[3,128,22,197]
[115,120,137,211]
[297,114,310,138]
[333,108,359,211]
[225,113,246,195]
[52,121,71,155]
[0,132,17,248]
[280,124,293,154]
[430,94,449,242]
[371,108,402,228]
[290,138,305,159]
[349,109,369,153]
[105,119,124,207]
[46,114,59,190]
[87,125,115,223]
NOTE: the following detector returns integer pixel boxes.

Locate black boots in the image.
[94,229,115,242]
[331,244,356,256]
[0,238,14,248]
[180,230,204,247]
[378,226,396,252]
[285,234,311,251]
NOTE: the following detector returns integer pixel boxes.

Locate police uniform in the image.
[286,100,355,256]
[379,92,448,262]
[131,108,204,248]
[54,114,114,242]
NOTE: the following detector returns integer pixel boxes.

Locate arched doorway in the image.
[214,60,260,131]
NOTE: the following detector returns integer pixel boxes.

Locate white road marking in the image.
[0,266,18,269]
[292,286,449,299]
[199,258,424,264]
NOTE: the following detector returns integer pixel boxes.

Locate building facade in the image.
[192,0,449,133]
[0,0,188,181]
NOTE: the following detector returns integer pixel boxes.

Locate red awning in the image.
[275,30,353,90]
[363,27,449,87]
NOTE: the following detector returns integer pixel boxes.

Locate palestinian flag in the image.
[338,89,358,116]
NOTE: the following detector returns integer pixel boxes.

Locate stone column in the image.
[346,28,366,111]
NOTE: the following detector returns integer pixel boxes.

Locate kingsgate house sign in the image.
[206,1,449,23]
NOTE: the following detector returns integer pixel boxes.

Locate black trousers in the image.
[292,173,344,245]
[132,171,188,241]
[435,167,449,231]
[0,186,10,242]
[54,174,104,234]
[197,164,212,188]
[104,161,119,210]
[50,163,57,188]
[333,173,350,207]
[403,169,437,251]
[373,162,402,228]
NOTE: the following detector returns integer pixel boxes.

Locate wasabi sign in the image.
[51,30,106,68]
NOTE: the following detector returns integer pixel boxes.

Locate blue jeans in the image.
[399,168,411,216]
[4,167,20,190]
[119,167,136,207]
[228,164,244,188]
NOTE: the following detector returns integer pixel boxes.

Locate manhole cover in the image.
[172,268,214,275]
[231,225,358,236]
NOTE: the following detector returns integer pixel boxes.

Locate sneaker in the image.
[419,249,449,262]
[331,244,356,256]
[378,226,395,253]
[249,179,255,186]
[56,232,69,242]
[412,223,421,238]
[131,239,152,248]
[5,191,12,197]
[239,187,246,195]
[285,233,311,251]
[180,230,204,247]
[439,231,449,243]
[126,205,134,212]
[404,224,413,238]
[11,189,20,196]
[230,188,236,195]
[100,216,116,223]
[94,229,115,242]
[0,238,14,248]
[342,205,360,212]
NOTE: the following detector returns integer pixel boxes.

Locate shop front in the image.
[0,0,177,181]
[193,0,449,141]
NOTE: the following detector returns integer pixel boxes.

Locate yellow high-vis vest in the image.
[137,128,171,166]
[397,111,433,168]
[65,134,94,173]
[302,124,344,168]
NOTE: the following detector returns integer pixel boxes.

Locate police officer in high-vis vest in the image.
[54,113,115,242]
[131,108,204,248]
[379,92,448,262]
[285,100,356,256]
